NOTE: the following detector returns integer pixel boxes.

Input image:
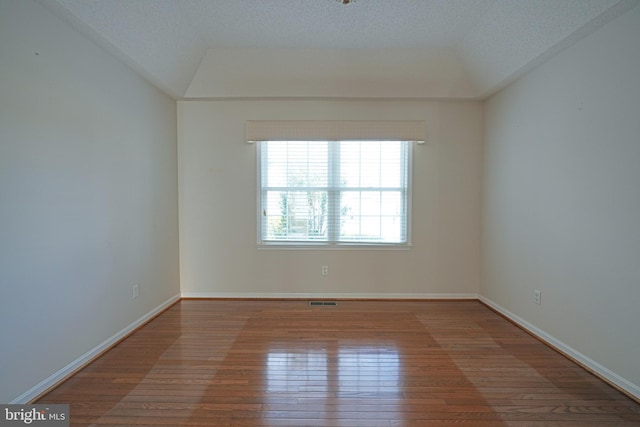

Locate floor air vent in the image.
[308,301,338,307]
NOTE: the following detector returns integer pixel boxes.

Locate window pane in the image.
[361,192,381,216]
[360,142,381,188]
[264,141,328,188]
[260,140,408,245]
[340,191,360,217]
[380,192,401,215]
[380,216,402,242]
[340,142,360,187]
[265,141,287,187]
[264,191,287,239]
[359,217,380,241]
[264,190,328,241]
[340,191,403,242]
[380,142,402,188]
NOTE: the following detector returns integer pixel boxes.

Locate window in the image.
[259,140,411,246]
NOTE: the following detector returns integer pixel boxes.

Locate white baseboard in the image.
[181,292,479,300]
[11,294,181,404]
[479,296,640,402]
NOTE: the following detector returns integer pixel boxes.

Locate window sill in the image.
[257,243,412,251]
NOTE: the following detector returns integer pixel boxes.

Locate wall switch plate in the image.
[533,289,541,305]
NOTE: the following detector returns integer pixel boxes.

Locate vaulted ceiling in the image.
[38,0,638,99]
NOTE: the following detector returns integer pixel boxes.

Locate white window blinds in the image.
[259,140,410,246]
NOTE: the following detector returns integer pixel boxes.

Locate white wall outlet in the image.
[321,266,329,276]
[533,289,541,305]
[132,284,139,299]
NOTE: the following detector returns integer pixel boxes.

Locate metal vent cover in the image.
[308,301,338,307]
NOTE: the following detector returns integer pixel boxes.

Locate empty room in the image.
[1,0,639,425]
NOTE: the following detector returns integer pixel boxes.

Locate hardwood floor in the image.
[37,300,640,426]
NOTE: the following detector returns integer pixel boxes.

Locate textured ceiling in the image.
[39,0,639,99]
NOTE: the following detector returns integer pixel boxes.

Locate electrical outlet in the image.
[533,289,541,305]
[132,284,139,299]
[321,266,329,276]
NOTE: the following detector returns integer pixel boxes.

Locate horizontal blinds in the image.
[247,120,426,143]
[260,140,409,244]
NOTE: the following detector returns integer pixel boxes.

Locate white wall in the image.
[178,100,482,298]
[186,48,477,99]
[482,4,640,396]
[0,0,179,403]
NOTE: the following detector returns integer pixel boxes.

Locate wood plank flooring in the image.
[37,300,640,426]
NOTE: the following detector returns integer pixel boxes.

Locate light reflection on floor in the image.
[265,344,401,425]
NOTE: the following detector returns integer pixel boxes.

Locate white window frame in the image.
[256,140,413,250]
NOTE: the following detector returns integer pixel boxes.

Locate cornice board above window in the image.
[246,120,426,143]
